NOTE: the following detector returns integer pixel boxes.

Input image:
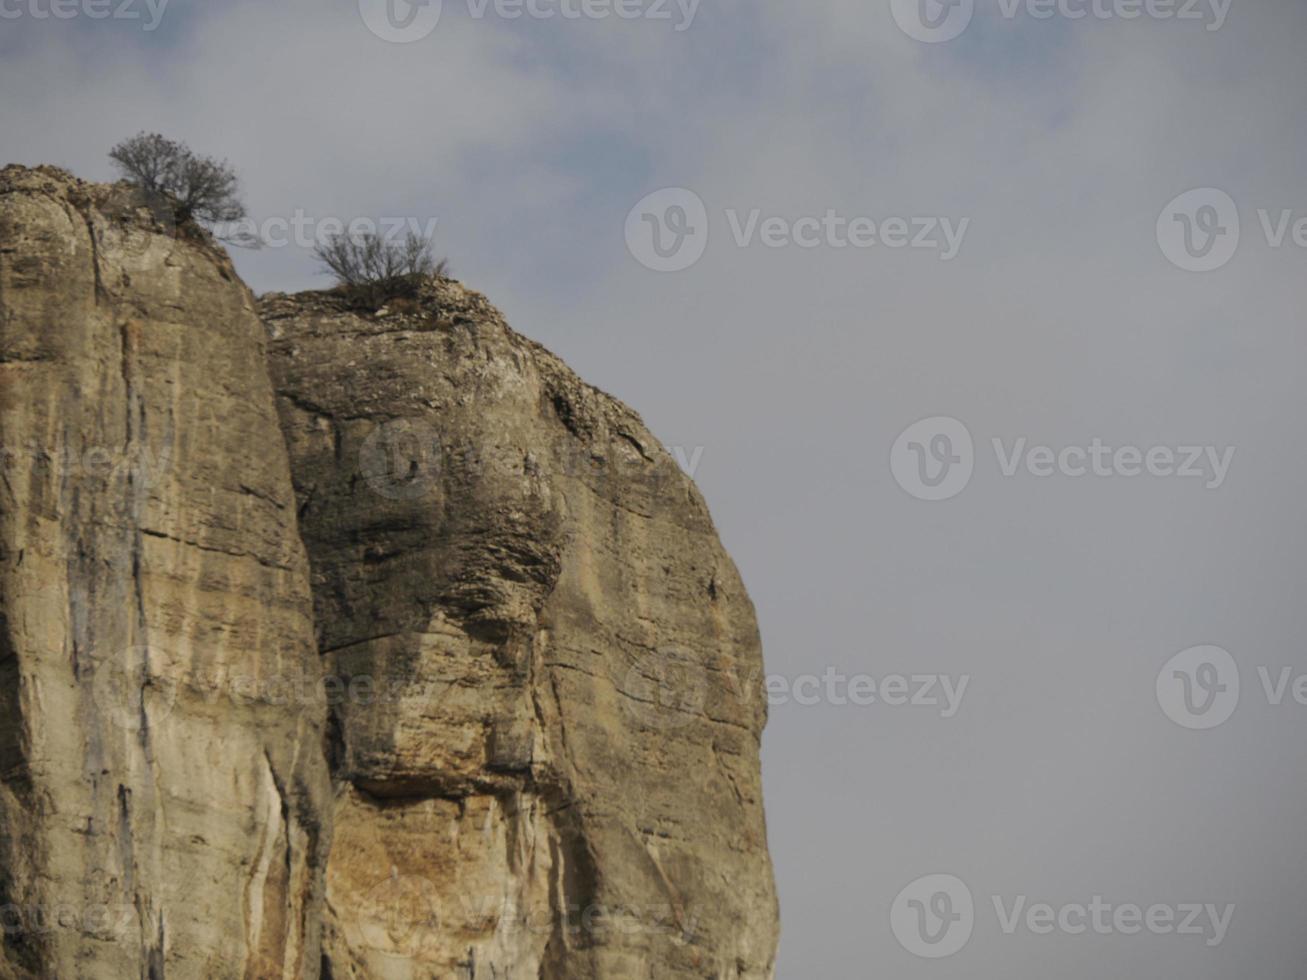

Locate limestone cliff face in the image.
[0,166,330,979]
[263,280,779,978]
[0,162,777,979]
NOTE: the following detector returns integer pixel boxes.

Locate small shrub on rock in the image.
[313,231,449,309]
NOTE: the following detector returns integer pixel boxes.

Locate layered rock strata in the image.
[264,280,778,978]
[0,162,778,979]
[0,166,330,979]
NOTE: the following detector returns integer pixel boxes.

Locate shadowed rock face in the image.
[263,280,779,978]
[0,166,330,979]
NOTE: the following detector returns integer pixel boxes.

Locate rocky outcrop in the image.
[263,280,779,978]
[0,162,777,979]
[0,166,330,979]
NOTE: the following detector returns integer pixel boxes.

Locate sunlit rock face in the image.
[0,165,331,979]
[264,278,779,979]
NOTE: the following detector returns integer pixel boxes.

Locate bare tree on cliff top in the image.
[109,132,256,245]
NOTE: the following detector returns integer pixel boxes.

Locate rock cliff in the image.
[0,165,330,979]
[263,280,778,978]
[0,165,777,978]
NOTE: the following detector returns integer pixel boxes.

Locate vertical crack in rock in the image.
[79,208,105,305]
[265,278,779,978]
[0,165,331,979]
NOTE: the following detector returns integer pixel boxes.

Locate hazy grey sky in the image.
[4,0,1307,975]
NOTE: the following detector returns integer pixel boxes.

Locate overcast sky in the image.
[4,0,1307,975]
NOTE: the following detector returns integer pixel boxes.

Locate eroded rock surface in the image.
[264,280,779,979]
[0,161,777,979]
[0,166,330,979]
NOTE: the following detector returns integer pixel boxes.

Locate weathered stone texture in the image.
[0,162,777,979]
[0,166,330,979]
[264,280,779,979]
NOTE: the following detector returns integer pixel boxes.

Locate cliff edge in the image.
[0,164,777,978]
[0,165,330,978]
